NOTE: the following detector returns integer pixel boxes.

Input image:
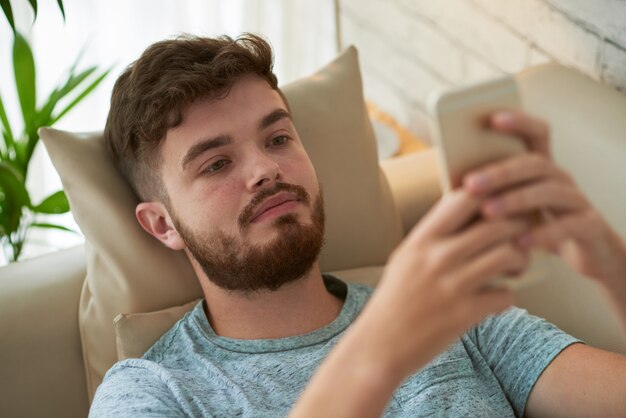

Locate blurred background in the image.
[2,0,625,262]
[0,0,339,261]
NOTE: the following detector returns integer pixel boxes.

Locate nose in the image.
[246,149,282,191]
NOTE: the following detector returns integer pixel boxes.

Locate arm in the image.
[525,343,626,418]
[291,189,531,417]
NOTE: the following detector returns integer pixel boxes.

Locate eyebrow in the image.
[259,108,291,130]
[180,108,292,171]
[181,135,231,170]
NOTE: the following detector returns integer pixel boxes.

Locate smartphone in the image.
[427,75,548,290]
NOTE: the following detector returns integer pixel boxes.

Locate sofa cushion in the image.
[40,46,403,400]
[114,299,201,361]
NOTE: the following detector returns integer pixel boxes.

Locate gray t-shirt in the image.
[90,275,580,417]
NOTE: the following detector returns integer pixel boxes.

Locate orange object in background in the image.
[367,100,429,157]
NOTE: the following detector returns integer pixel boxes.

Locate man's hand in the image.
[291,185,533,418]
[356,188,530,383]
[292,110,626,418]
[461,111,626,418]
[463,110,626,286]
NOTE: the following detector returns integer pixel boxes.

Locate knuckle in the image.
[456,189,480,208]
[428,246,452,272]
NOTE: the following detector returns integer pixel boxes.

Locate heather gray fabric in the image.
[90,275,581,417]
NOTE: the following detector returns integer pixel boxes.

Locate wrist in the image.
[337,318,407,392]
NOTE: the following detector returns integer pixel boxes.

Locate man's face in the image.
[157,74,324,294]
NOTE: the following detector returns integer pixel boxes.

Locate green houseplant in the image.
[0,0,110,262]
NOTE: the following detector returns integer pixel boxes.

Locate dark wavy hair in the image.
[104,33,282,202]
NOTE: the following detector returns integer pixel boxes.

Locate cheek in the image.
[301,162,320,193]
[176,181,243,231]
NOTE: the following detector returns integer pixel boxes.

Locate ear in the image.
[135,201,186,250]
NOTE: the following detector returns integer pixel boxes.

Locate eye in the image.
[203,159,231,174]
[269,135,290,147]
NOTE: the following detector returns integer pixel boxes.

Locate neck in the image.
[194,262,344,339]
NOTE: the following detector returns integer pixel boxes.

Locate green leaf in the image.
[12,140,29,174]
[1,132,9,158]
[0,92,15,155]
[0,160,27,200]
[56,66,97,100]
[13,33,37,133]
[31,222,77,234]
[0,161,30,235]
[30,66,109,164]
[0,0,15,34]
[56,0,65,20]
[36,66,97,128]
[27,0,37,20]
[31,190,69,214]
[51,68,111,124]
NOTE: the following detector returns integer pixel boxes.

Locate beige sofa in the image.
[1,55,625,418]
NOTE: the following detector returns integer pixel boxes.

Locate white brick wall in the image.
[340,0,626,139]
[603,40,626,89]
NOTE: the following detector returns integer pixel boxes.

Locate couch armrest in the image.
[380,148,442,235]
[0,245,89,418]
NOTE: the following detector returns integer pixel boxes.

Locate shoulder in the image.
[472,306,555,339]
[466,305,581,359]
[97,358,171,390]
[90,359,185,417]
[463,306,581,417]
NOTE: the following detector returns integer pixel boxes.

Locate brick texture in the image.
[602,41,626,92]
[340,0,626,139]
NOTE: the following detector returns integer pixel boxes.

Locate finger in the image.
[489,110,552,158]
[454,242,529,293]
[464,153,572,197]
[481,180,588,219]
[410,189,483,240]
[444,217,532,262]
[517,211,598,252]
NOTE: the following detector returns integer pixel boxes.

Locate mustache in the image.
[238,182,310,227]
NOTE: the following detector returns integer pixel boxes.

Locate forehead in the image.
[160,75,288,164]
[180,75,285,135]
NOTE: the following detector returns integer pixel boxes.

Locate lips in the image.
[250,192,300,222]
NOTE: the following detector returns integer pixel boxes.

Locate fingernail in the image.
[517,233,532,249]
[494,111,514,127]
[466,174,489,191]
[484,199,504,216]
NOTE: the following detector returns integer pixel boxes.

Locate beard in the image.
[170,182,325,295]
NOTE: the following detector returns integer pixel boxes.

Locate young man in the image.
[90,34,626,417]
